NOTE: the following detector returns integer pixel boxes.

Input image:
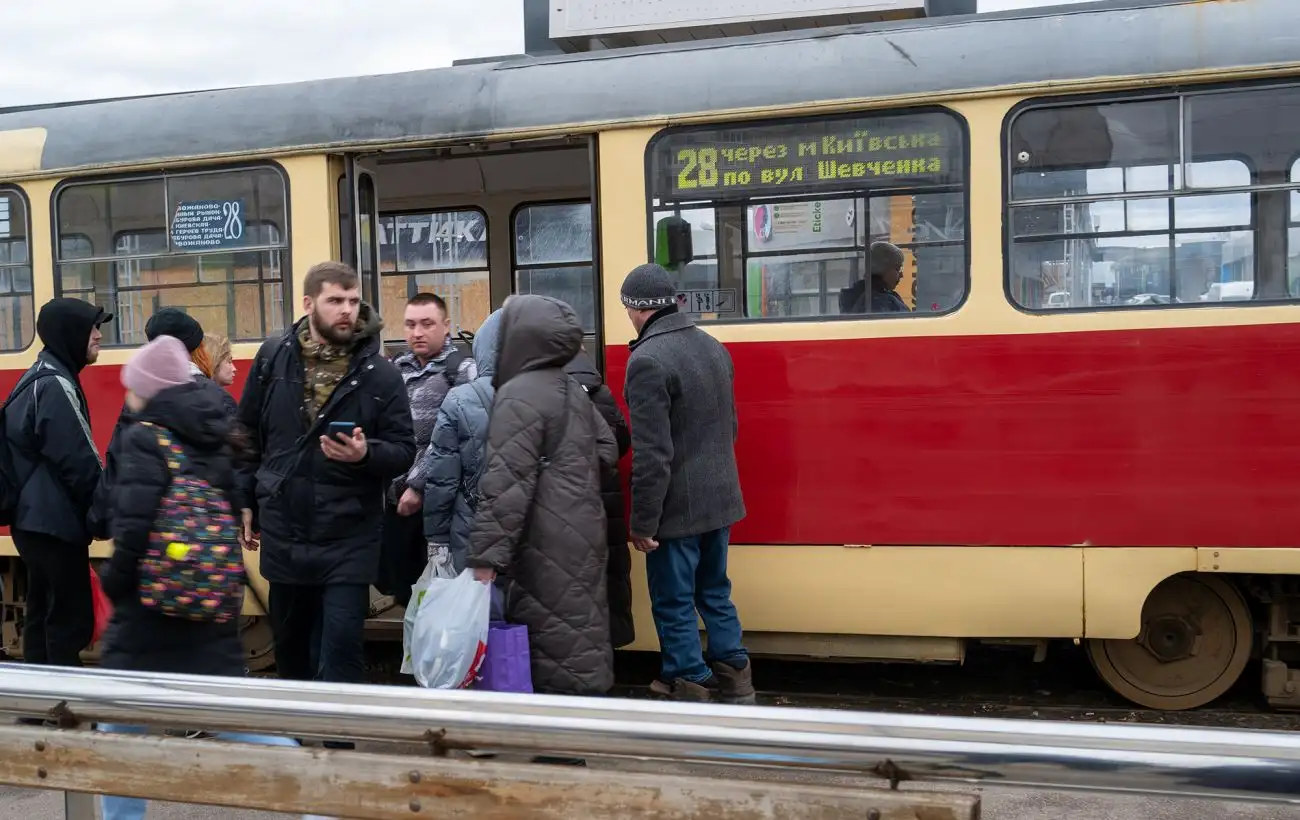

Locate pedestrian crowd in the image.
[1,258,757,812]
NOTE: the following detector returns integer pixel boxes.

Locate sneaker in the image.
[648,675,716,702]
[711,659,757,705]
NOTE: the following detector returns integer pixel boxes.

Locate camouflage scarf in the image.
[298,322,350,423]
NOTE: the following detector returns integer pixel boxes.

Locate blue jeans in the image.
[98,723,317,820]
[644,526,748,682]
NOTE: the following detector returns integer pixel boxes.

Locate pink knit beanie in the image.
[122,335,192,401]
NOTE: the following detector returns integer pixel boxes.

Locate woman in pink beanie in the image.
[98,334,330,820]
[120,335,192,410]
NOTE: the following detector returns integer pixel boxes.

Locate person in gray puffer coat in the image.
[467,294,618,696]
[422,308,503,573]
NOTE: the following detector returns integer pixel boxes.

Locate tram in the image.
[1,0,1298,711]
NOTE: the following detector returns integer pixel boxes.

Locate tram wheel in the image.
[1086,574,1252,711]
[240,615,276,673]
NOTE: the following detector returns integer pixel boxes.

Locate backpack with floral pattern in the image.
[137,422,246,623]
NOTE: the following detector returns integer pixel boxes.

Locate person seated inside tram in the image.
[839,241,910,315]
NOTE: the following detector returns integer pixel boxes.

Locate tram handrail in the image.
[0,664,1297,806]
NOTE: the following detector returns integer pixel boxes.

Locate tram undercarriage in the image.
[4,555,1300,712]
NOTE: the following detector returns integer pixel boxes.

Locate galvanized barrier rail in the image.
[0,665,1298,817]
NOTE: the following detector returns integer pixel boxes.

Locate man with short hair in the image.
[3,298,111,669]
[237,262,415,700]
[839,241,910,314]
[620,263,754,705]
[377,292,474,603]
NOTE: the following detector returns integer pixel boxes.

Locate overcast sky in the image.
[0,0,1093,108]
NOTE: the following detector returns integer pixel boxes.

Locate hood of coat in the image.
[136,379,232,451]
[37,298,110,373]
[471,308,504,383]
[494,295,582,388]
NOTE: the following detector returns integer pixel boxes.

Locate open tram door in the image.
[335,138,606,647]
[339,140,604,366]
[339,155,382,307]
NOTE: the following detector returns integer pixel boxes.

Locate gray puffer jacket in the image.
[422,308,503,571]
[467,295,618,696]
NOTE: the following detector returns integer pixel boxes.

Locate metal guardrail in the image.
[0,664,1298,817]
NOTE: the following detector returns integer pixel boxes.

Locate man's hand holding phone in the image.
[321,421,368,463]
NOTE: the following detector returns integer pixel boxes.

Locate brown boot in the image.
[711,659,756,705]
[649,676,716,702]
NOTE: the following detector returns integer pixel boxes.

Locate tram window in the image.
[54,166,289,346]
[1007,85,1300,310]
[0,189,34,351]
[377,209,489,337]
[513,202,596,333]
[645,109,967,321]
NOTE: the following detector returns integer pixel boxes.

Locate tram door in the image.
[340,140,604,370]
[340,155,382,306]
[507,138,605,371]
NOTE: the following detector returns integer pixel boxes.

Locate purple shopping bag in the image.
[477,622,533,693]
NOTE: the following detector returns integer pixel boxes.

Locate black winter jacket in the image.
[564,349,634,649]
[236,306,416,585]
[4,339,105,546]
[99,381,245,677]
[90,371,237,540]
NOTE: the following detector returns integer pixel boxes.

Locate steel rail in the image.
[0,664,1297,804]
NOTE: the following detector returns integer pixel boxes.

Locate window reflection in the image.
[513,203,596,333]
[0,190,34,351]
[54,167,289,344]
[1008,85,1300,311]
[377,209,490,336]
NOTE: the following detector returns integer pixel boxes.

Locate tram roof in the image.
[1,0,1294,176]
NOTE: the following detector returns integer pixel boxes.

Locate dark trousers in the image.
[267,581,369,684]
[12,530,93,667]
[268,581,369,751]
[375,503,425,607]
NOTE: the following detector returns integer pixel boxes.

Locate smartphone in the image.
[327,421,357,439]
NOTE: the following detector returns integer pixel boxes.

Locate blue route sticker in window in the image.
[170,199,247,252]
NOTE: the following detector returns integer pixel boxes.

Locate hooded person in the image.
[421,308,503,578]
[96,337,327,820]
[2,298,110,669]
[563,347,634,649]
[89,307,235,539]
[466,295,619,696]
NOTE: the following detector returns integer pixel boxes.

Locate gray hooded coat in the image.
[467,295,618,696]
[422,309,503,570]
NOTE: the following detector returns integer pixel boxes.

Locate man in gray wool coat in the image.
[620,263,755,705]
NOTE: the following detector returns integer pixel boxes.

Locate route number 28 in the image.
[677,148,719,190]
[221,201,244,241]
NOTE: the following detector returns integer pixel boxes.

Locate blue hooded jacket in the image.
[421,309,502,568]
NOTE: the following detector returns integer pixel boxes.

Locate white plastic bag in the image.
[400,547,458,675]
[410,569,491,689]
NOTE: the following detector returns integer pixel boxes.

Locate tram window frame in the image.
[511,199,598,335]
[51,162,292,347]
[1289,155,1300,297]
[1003,83,1300,314]
[376,206,491,339]
[0,186,35,353]
[642,106,971,325]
